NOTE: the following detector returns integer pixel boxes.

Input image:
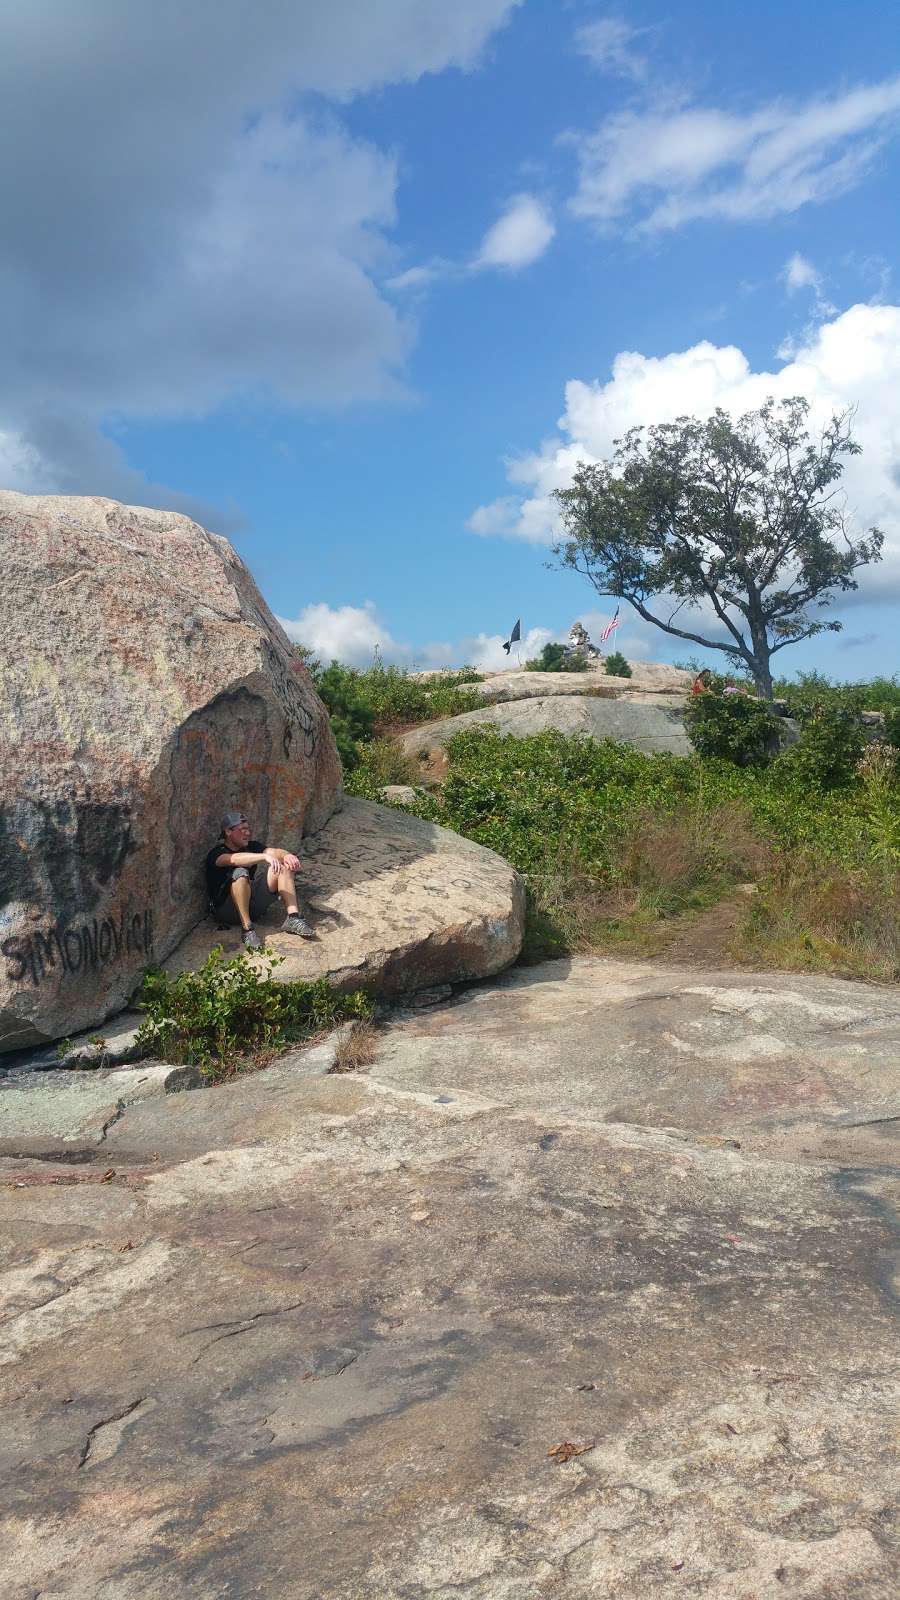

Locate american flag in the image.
[600,607,620,644]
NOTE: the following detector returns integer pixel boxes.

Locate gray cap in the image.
[221,811,247,832]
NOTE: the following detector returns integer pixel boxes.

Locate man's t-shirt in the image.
[205,839,265,910]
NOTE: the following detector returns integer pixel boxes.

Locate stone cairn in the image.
[564,620,603,666]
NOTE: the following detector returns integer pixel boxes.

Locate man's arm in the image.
[214,850,276,869]
[264,845,302,871]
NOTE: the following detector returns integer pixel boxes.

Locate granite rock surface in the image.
[0,492,341,1053]
[402,690,693,758]
[1,957,898,1597]
[166,796,525,998]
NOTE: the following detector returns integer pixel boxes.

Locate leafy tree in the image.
[524,642,584,673]
[604,650,632,678]
[553,397,883,698]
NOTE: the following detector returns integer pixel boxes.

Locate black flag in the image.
[502,618,521,655]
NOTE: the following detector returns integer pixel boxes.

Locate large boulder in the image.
[0,493,342,1052]
[402,692,693,759]
[165,796,525,997]
[475,662,693,698]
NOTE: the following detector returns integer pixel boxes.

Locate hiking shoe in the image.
[242,927,263,951]
[282,912,315,939]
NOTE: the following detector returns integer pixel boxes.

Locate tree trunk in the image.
[750,651,773,699]
[746,591,773,699]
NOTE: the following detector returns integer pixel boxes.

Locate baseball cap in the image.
[221,811,248,832]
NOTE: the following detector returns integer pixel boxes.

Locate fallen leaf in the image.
[117,1240,133,1252]
[577,1383,596,1392]
[725,1422,738,1435]
[547,1441,595,1464]
[101,1169,116,1182]
[672,1559,684,1571]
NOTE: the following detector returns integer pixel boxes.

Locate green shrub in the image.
[524,642,583,673]
[424,723,897,971]
[293,646,484,768]
[604,651,632,678]
[362,662,485,723]
[684,688,778,766]
[135,949,372,1079]
[737,851,900,981]
[345,738,420,800]
[884,706,900,750]
[311,661,374,770]
[772,670,900,717]
[778,701,867,789]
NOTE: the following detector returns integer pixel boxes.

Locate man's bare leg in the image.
[267,863,300,915]
[267,863,315,938]
[229,874,253,931]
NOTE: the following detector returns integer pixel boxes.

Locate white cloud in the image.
[780,252,836,330]
[385,261,451,292]
[392,192,555,293]
[463,626,555,672]
[278,601,409,667]
[467,302,900,600]
[277,603,566,674]
[474,193,556,271]
[569,76,900,232]
[0,0,519,500]
[783,253,820,294]
[574,17,650,82]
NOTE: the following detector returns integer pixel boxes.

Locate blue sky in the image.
[2,1,899,677]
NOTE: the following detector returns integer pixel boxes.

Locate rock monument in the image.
[0,493,341,1052]
[565,619,603,665]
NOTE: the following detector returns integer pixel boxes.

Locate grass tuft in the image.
[329,1019,380,1073]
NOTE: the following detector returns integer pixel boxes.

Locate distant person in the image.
[205,812,314,950]
[691,669,712,695]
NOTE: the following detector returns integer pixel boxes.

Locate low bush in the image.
[772,670,900,717]
[684,686,778,766]
[524,642,583,673]
[425,724,898,976]
[737,852,900,981]
[359,661,485,725]
[778,700,867,789]
[344,738,420,799]
[293,646,485,765]
[135,949,372,1080]
[604,651,631,678]
[881,706,900,750]
[312,661,374,770]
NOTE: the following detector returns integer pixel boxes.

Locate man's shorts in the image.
[212,867,279,926]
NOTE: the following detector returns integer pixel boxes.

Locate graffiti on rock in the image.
[0,798,135,916]
[263,642,319,760]
[2,906,154,988]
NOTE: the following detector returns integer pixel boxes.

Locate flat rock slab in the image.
[2,957,898,1597]
[402,692,692,757]
[474,666,691,702]
[0,1063,197,1159]
[8,1009,146,1073]
[166,795,525,996]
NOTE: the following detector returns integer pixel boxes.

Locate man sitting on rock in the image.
[205,812,315,950]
